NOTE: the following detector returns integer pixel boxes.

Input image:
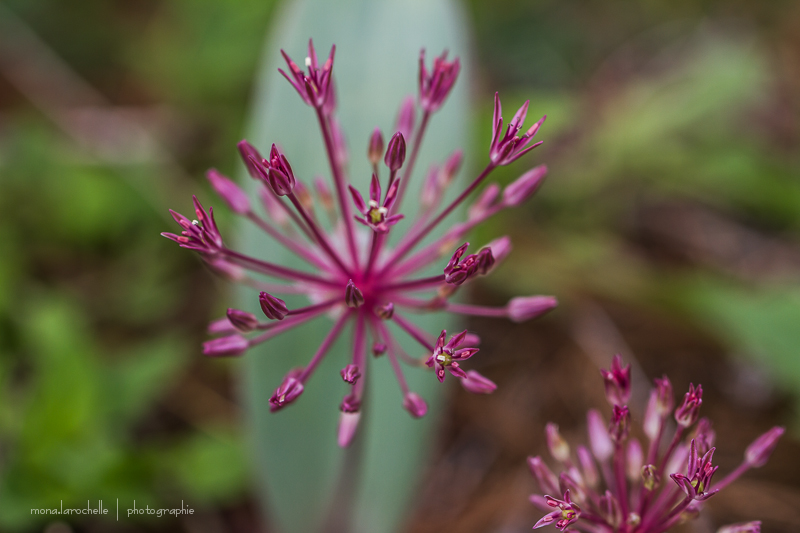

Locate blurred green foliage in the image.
[0,1,276,530]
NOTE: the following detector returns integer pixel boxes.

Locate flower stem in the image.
[381,162,496,271]
[315,108,359,267]
[298,311,351,383]
[288,193,351,275]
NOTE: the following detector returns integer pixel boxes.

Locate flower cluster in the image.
[163,40,556,446]
[528,355,784,532]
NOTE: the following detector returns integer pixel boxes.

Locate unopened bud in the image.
[395,96,416,140]
[460,370,497,394]
[376,302,394,319]
[745,426,784,468]
[259,291,288,320]
[506,295,558,323]
[440,150,463,187]
[237,139,264,180]
[226,308,258,332]
[675,383,703,428]
[372,342,387,357]
[340,393,361,413]
[527,456,559,494]
[402,392,428,418]
[207,169,251,215]
[486,236,512,268]
[627,439,643,481]
[502,165,547,206]
[208,317,237,335]
[337,411,361,448]
[641,464,660,491]
[384,132,406,171]
[340,364,360,385]
[468,183,500,221]
[345,280,364,308]
[588,409,613,461]
[601,354,631,406]
[367,128,384,165]
[545,423,571,462]
[202,334,248,357]
[463,332,481,346]
[265,144,296,196]
[269,369,304,411]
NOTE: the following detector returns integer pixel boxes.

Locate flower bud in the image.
[460,370,497,394]
[626,439,643,482]
[372,342,387,357]
[527,456,559,494]
[395,96,416,140]
[462,332,481,346]
[259,291,288,320]
[600,354,631,406]
[337,411,361,448]
[440,150,463,187]
[208,317,237,335]
[600,490,622,529]
[226,308,258,332]
[269,370,304,411]
[486,236,512,269]
[384,132,406,171]
[376,302,394,319]
[587,409,613,461]
[468,183,500,221]
[207,169,251,215]
[507,295,558,323]
[546,423,571,462]
[744,426,784,468]
[202,334,248,357]
[641,464,660,491]
[265,144,296,196]
[340,364,361,385]
[419,50,460,113]
[340,393,361,413]
[502,165,547,207]
[367,128,384,166]
[237,139,264,180]
[675,383,703,428]
[403,392,427,418]
[345,280,364,308]
[421,165,441,208]
[475,247,495,275]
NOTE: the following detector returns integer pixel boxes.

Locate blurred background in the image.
[0,0,799,532]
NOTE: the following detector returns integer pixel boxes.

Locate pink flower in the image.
[164,39,556,446]
[528,355,784,531]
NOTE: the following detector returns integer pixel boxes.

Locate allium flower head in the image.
[163,39,555,446]
[528,355,784,531]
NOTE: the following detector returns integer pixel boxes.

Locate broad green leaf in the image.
[683,281,800,392]
[236,0,472,531]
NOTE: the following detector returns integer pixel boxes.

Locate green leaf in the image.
[683,280,800,392]
[236,0,472,531]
